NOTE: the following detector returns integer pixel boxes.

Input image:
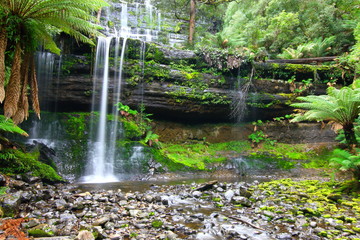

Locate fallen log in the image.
[265,56,337,64]
[194,180,218,191]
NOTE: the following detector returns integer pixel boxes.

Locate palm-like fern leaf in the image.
[0,115,28,136]
[291,84,360,125]
[0,0,109,124]
[291,81,360,146]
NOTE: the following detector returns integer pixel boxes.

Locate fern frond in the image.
[0,115,28,136]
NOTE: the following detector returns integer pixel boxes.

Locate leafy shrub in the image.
[330,148,360,181]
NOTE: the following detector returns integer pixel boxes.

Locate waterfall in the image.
[82,37,118,183]
[17,0,190,183]
[230,67,254,122]
[36,52,55,110]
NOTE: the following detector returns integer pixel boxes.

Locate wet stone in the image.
[224,189,235,201]
[276,233,293,239]
[93,216,111,226]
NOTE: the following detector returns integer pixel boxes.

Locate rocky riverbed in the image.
[0,175,360,240]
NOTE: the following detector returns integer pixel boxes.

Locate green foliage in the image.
[0,149,62,182]
[116,102,138,116]
[277,37,336,59]
[0,115,28,137]
[291,81,360,146]
[336,118,360,145]
[273,114,293,122]
[142,131,161,148]
[64,113,88,141]
[0,187,7,195]
[122,119,143,139]
[248,130,267,144]
[2,0,109,55]
[220,0,356,57]
[167,87,231,105]
[248,121,277,146]
[27,229,54,238]
[252,62,349,85]
[330,148,360,180]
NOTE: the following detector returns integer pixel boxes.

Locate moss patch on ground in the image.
[160,141,251,170]
[157,140,332,171]
[251,178,360,239]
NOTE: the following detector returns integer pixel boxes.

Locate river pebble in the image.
[0,177,359,239]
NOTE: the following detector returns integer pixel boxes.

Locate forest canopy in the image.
[210,0,359,59]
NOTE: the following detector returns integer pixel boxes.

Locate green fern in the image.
[330,148,360,180]
[0,115,28,137]
[0,151,16,161]
[291,80,360,146]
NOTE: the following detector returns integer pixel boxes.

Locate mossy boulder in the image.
[0,191,23,217]
[27,224,55,238]
[0,149,63,183]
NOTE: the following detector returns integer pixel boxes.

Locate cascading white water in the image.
[108,37,128,162]
[81,0,178,183]
[36,52,55,110]
[82,36,119,183]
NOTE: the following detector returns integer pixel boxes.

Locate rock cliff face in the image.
[152,121,337,144]
[41,39,333,123]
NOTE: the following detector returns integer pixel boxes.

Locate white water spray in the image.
[82,0,174,183]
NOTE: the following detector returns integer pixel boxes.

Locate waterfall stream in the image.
[81,0,162,183]
[20,0,187,183]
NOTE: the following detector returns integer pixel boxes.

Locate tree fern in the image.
[291,80,360,147]
[0,0,109,123]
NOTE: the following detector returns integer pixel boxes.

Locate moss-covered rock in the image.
[0,149,63,182]
[27,225,55,238]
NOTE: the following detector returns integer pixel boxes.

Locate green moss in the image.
[146,44,166,64]
[27,229,54,238]
[64,112,89,141]
[151,220,163,228]
[160,141,251,170]
[253,62,352,84]
[154,140,332,171]
[0,149,62,182]
[0,187,8,196]
[150,148,188,171]
[122,119,143,139]
[260,206,276,212]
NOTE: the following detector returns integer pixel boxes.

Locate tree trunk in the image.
[343,122,358,148]
[0,26,7,103]
[12,53,30,124]
[189,0,196,45]
[30,57,41,119]
[4,43,22,119]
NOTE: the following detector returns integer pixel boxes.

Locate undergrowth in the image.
[158,140,332,171]
[0,149,62,182]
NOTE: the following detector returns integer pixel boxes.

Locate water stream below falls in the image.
[82,0,169,182]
